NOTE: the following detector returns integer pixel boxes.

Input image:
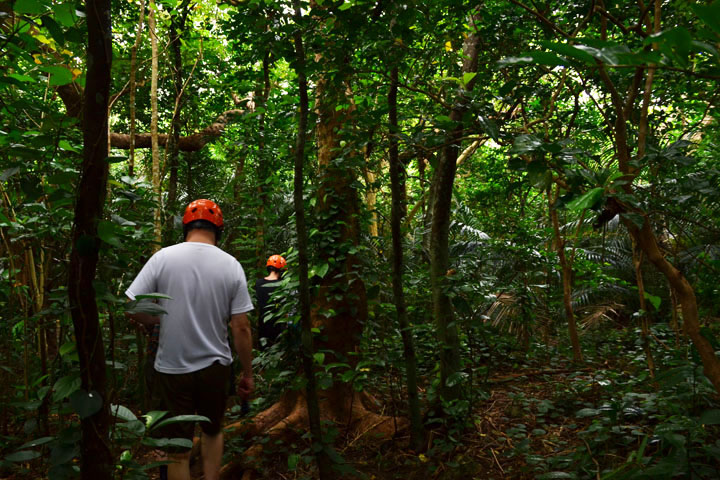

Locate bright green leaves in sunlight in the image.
[566,187,603,212]
[12,0,49,15]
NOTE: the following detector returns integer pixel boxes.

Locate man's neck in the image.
[185,229,216,245]
[264,272,280,281]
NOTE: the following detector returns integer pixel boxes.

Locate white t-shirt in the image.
[126,242,254,374]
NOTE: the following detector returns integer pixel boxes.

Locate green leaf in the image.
[53,375,81,402]
[700,409,720,425]
[98,220,122,247]
[313,353,325,365]
[314,263,329,278]
[152,414,210,430]
[69,389,103,419]
[445,371,467,387]
[566,188,604,211]
[111,404,138,422]
[1,167,20,182]
[462,72,476,86]
[142,437,193,449]
[143,410,169,429]
[58,140,79,153]
[19,436,54,449]
[646,28,693,67]
[41,66,73,86]
[576,408,600,418]
[509,134,543,155]
[106,156,127,164]
[5,450,42,462]
[478,115,499,142]
[13,0,47,14]
[692,2,720,35]
[288,453,300,470]
[540,40,596,64]
[42,17,66,44]
[643,292,661,310]
[338,1,352,10]
[536,473,575,480]
[54,3,78,27]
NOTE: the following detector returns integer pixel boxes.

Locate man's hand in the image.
[236,375,254,400]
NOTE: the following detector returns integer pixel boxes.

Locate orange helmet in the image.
[182,199,223,227]
[267,255,287,270]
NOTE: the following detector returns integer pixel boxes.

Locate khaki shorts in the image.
[152,361,231,448]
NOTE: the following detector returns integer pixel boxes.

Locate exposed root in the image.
[218,388,403,478]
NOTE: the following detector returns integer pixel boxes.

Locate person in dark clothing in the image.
[255,254,287,350]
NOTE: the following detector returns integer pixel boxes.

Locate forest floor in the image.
[140,364,603,480]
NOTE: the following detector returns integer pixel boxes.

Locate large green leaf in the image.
[152,414,211,430]
[540,41,595,64]
[142,437,193,449]
[111,404,138,422]
[98,219,122,247]
[40,66,73,87]
[5,450,42,462]
[566,188,604,211]
[692,2,720,35]
[13,0,47,14]
[52,375,81,402]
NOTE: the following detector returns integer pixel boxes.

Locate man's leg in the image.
[201,431,224,480]
[166,450,191,480]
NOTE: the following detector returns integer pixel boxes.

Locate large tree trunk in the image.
[429,18,480,404]
[291,4,332,474]
[68,0,113,478]
[165,1,190,223]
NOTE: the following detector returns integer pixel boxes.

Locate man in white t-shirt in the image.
[125,198,253,480]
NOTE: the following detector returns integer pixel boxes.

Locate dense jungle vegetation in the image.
[1,0,720,478]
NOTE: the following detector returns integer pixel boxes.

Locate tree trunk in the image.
[254,53,272,273]
[291,5,332,474]
[429,18,480,404]
[549,186,583,363]
[623,217,720,392]
[149,0,161,249]
[388,66,424,450]
[68,0,113,477]
[165,0,190,228]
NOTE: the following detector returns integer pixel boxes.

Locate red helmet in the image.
[182,199,223,227]
[267,255,287,269]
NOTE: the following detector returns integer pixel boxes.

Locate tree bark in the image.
[68,0,113,477]
[165,2,190,221]
[292,4,333,474]
[149,0,162,249]
[389,66,424,450]
[549,186,583,363]
[429,17,480,404]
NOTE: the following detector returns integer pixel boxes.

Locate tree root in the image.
[213,389,405,479]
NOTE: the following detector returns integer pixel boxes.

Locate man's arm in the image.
[230,312,254,398]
